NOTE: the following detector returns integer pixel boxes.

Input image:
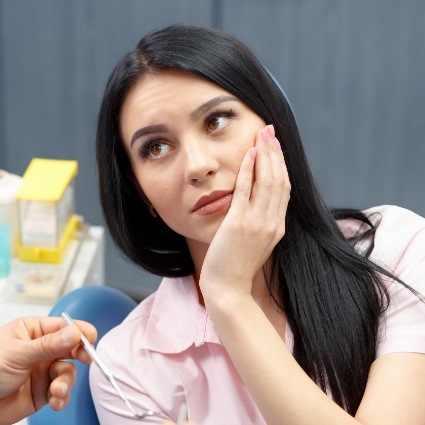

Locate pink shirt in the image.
[90,205,425,424]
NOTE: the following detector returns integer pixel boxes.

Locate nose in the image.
[182,137,219,184]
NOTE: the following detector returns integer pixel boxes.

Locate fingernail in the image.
[261,128,268,143]
[60,382,69,396]
[268,124,275,139]
[61,326,72,343]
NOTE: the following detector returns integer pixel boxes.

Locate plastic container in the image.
[0,170,23,257]
[16,158,79,263]
[0,223,11,277]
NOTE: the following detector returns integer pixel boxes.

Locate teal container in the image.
[0,222,11,278]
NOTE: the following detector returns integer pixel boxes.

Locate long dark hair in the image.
[97,24,398,414]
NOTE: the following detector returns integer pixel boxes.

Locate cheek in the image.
[137,168,188,236]
[134,167,178,212]
[225,127,258,170]
[227,146,249,172]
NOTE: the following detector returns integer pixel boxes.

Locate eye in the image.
[205,110,235,133]
[139,139,171,160]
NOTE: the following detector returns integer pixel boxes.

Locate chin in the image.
[173,215,225,246]
[184,224,220,247]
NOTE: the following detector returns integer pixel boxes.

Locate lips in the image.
[192,190,233,215]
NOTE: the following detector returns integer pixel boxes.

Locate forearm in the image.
[205,295,360,425]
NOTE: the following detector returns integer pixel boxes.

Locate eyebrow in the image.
[190,95,240,120]
[130,124,168,148]
[129,95,239,148]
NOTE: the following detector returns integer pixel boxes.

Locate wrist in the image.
[203,288,254,319]
[0,394,34,425]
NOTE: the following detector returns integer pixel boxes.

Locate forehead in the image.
[121,69,232,120]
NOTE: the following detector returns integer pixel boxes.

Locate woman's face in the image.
[120,69,264,247]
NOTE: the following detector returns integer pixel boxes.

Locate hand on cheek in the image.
[200,124,290,303]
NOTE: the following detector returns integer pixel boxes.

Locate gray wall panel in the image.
[222,0,425,215]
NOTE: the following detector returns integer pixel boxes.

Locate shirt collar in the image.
[138,275,222,353]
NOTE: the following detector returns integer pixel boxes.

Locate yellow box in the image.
[16,158,79,263]
[17,214,81,263]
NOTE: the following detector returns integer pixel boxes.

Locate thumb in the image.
[27,325,81,362]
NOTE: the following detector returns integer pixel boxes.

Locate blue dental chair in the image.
[28,285,138,425]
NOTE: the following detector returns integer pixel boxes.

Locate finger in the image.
[66,319,97,363]
[230,145,257,207]
[41,317,97,345]
[251,125,290,245]
[265,129,290,227]
[29,323,94,363]
[48,360,76,403]
[24,316,97,346]
[25,317,93,337]
[277,152,291,233]
[26,317,97,363]
[28,325,81,363]
[49,392,71,411]
[269,134,291,237]
[71,343,94,365]
[68,319,97,345]
[250,126,275,210]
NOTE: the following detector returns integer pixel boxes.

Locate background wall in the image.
[1,0,424,300]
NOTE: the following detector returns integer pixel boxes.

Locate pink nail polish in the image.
[261,128,268,143]
[268,125,275,139]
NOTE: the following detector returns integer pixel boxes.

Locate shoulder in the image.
[364,205,425,270]
[365,204,425,234]
[365,205,425,266]
[364,206,425,357]
[94,289,157,359]
[89,278,172,398]
[93,274,199,358]
[337,205,425,265]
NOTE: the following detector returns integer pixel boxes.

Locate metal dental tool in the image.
[61,312,162,420]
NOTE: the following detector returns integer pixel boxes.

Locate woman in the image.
[90,24,425,424]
